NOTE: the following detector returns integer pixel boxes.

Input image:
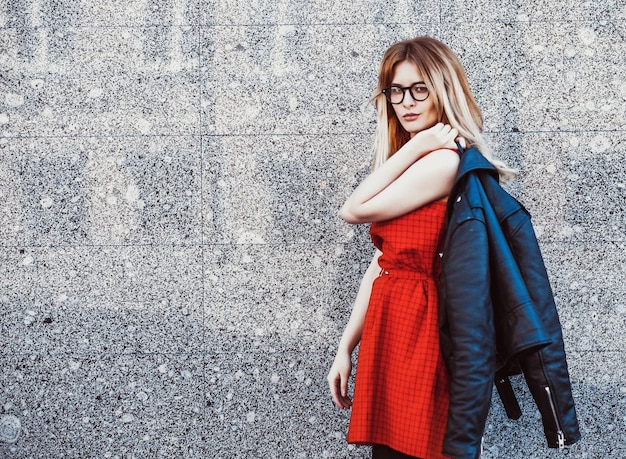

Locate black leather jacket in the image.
[438,147,581,459]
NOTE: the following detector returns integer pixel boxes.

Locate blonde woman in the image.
[327,37,510,459]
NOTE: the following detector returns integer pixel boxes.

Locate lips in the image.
[403,114,419,121]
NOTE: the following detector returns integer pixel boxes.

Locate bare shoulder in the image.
[422,148,461,162]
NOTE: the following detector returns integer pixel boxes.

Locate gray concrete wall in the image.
[0,1,624,457]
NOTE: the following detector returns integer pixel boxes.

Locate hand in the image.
[410,122,459,154]
[327,351,353,409]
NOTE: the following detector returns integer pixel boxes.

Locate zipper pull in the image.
[557,430,565,448]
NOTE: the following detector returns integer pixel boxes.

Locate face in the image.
[388,61,438,137]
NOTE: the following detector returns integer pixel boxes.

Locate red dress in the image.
[347,200,452,459]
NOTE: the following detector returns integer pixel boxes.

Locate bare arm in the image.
[341,123,460,223]
[328,249,382,409]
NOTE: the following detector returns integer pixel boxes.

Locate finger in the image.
[329,375,346,408]
[336,393,351,409]
[341,373,353,407]
[330,377,351,409]
[340,373,349,398]
[330,382,342,407]
[431,122,445,133]
[446,128,459,143]
[336,393,350,409]
[327,374,337,393]
[332,394,342,408]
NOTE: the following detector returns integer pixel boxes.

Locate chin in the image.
[406,120,438,135]
[404,124,426,135]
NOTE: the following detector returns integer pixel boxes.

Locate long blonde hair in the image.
[371,37,515,180]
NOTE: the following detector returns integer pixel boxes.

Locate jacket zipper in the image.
[544,386,565,448]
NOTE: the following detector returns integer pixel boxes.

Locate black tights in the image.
[371,444,422,459]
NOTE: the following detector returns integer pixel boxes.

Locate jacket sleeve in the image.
[439,207,496,459]
[505,215,581,447]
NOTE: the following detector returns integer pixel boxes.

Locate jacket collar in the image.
[454,147,499,186]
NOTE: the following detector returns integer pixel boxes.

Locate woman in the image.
[327,37,511,458]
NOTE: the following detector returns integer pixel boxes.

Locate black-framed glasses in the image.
[381,84,430,104]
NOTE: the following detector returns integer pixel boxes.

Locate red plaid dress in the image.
[347,200,452,458]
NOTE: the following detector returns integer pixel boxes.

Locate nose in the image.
[401,89,417,107]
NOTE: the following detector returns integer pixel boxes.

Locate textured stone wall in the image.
[1,1,624,457]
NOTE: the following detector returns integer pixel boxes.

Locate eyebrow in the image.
[390,80,426,86]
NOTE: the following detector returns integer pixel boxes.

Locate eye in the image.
[412,84,428,93]
[389,86,403,94]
